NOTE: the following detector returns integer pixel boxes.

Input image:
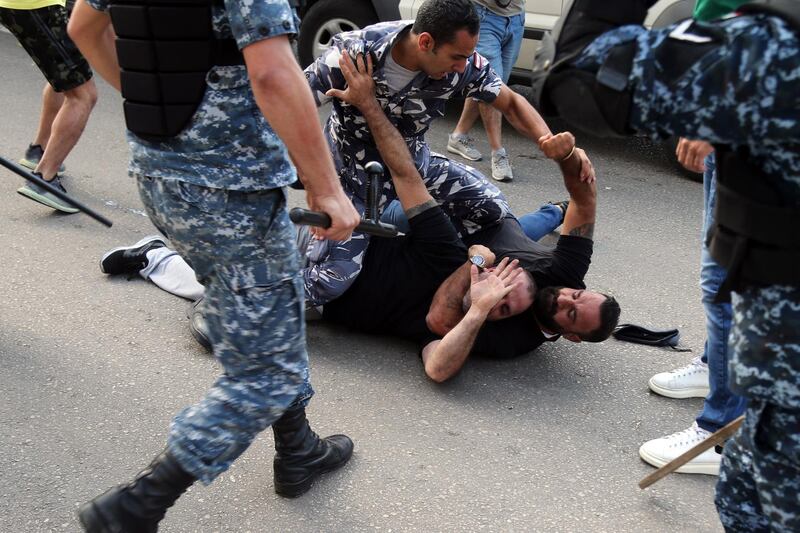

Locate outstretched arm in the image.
[492,85,595,182]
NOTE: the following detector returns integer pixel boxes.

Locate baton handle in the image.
[0,156,112,227]
[289,207,403,238]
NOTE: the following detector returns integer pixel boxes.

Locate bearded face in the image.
[533,286,563,333]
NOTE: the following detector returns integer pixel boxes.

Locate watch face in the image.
[470,255,485,268]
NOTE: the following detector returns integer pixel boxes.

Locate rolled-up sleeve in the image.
[304,35,355,107]
[224,0,297,50]
[461,52,503,103]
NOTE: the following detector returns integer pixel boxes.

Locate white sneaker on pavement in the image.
[447,133,482,161]
[491,148,513,182]
[648,356,710,399]
[639,422,721,475]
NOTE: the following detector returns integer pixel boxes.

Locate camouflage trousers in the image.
[137,175,313,484]
[303,153,510,306]
[716,401,800,532]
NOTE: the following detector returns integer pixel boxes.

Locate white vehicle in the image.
[297,0,696,85]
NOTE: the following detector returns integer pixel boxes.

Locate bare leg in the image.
[35,78,97,181]
[33,83,65,149]
[479,102,503,152]
[452,97,481,136]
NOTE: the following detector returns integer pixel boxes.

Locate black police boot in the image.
[272,406,354,498]
[78,451,195,533]
[188,296,212,352]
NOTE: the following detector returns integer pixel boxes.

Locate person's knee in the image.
[63,78,98,109]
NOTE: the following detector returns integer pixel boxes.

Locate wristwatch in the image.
[470,255,486,270]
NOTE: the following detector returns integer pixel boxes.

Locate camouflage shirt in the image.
[305,21,503,185]
[86,0,300,190]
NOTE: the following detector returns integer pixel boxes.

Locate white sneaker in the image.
[447,133,482,161]
[648,356,710,399]
[491,148,513,182]
[639,423,721,475]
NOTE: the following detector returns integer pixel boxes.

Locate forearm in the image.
[497,91,552,145]
[358,99,431,209]
[68,0,120,91]
[560,154,596,204]
[426,262,471,335]
[422,306,488,382]
[246,38,339,197]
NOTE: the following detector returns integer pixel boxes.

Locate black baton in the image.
[289,208,403,238]
[0,156,113,227]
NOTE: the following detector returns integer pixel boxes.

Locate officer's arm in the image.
[491,84,595,182]
[491,84,552,141]
[243,36,359,242]
[68,0,121,91]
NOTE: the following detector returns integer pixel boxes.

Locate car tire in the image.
[297,0,379,67]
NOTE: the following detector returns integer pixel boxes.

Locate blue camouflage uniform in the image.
[570,14,800,530]
[302,21,511,305]
[86,0,312,484]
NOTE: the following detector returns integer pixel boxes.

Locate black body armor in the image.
[707,0,800,298]
[108,0,244,141]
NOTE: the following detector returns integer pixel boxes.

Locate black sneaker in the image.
[16,174,79,213]
[18,144,65,173]
[99,235,166,275]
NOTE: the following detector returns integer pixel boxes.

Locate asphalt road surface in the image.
[1,31,722,532]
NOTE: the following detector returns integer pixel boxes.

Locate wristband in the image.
[560,145,576,162]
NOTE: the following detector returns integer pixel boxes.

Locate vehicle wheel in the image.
[297,0,379,67]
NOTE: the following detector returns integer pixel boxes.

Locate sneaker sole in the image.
[16,186,79,214]
[19,157,66,173]
[446,144,482,162]
[99,235,166,274]
[639,446,720,475]
[648,378,710,399]
[491,172,513,182]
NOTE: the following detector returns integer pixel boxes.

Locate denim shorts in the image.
[474,4,525,83]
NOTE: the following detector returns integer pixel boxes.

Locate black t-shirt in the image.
[323,206,467,343]
[461,216,594,358]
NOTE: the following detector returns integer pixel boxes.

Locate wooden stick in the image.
[639,415,745,489]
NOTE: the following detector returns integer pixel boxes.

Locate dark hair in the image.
[581,294,620,343]
[412,0,480,48]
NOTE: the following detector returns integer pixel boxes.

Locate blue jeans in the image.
[695,154,746,433]
[517,203,564,241]
[381,200,562,241]
[473,4,525,83]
